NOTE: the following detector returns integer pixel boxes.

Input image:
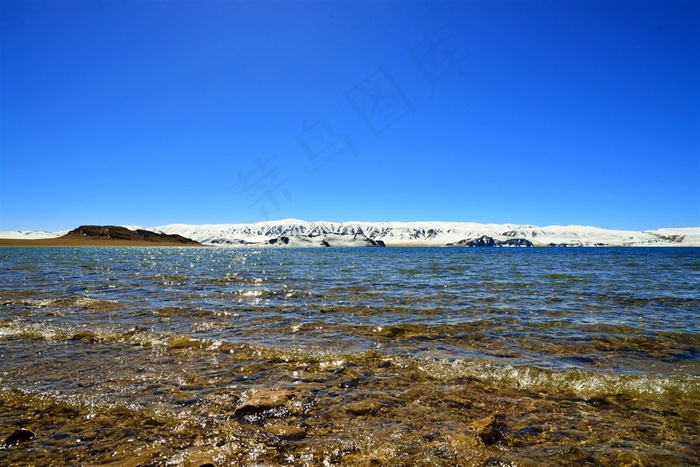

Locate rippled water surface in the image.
[1,247,699,466]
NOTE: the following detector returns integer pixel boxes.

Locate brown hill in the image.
[65,225,200,244]
[0,225,202,247]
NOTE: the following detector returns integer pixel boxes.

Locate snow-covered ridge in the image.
[3,221,697,247]
[0,230,69,240]
[150,220,699,247]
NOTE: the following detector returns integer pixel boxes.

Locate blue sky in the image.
[2,1,698,231]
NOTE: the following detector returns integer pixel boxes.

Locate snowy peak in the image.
[3,221,697,247]
[149,221,700,247]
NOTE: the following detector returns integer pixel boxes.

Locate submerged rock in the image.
[264,424,307,440]
[469,415,507,445]
[339,377,364,389]
[233,389,294,416]
[4,428,35,447]
[179,447,219,467]
[345,400,381,415]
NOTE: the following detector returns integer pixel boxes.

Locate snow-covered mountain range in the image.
[150,220,698,247]
[2,220,698,247]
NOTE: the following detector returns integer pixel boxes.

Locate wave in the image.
[2,320,697,408]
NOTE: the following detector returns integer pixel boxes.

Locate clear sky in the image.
[1,1,698,231]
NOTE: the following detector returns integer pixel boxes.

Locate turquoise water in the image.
[1,247,699,465]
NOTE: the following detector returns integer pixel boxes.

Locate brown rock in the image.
[180,446,219,466]
[345,400,381,415]
[233,389,294,416]
[264,424,307,440]
[469,414,506,445]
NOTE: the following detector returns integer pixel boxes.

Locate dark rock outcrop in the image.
[264,233,385,247]
[648,233,685,243]
[448,236,533,247]
[366,238,386,247]
[467,235,499,247]
[4,428,35,447]
[268,236,290,245]
[501,230,519,237]
[500,238,533,247]
[64,226,200,244]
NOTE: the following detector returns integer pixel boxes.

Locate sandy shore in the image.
[0,238,206,247]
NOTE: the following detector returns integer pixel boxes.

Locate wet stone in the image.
[264,423,307,440]
[187,459,218,467]
[233,389,294,416]
[4,428,35,447]
[345,400,381,416]
[339,377,364,388]
[469,414,507,445]
[553,446,596,464]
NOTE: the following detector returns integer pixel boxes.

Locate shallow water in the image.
[1,247,699,466]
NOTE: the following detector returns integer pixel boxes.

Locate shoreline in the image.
[0,238,207,247]
[1,247,697,465]
[2,239,696,248]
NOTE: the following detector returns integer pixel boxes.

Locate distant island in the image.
[2,221,698,247]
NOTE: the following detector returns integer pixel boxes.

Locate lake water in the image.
[1,247,699,465]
